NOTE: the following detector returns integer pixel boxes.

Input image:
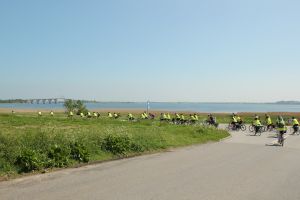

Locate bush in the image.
[47,144,70,167]
[70,142,90,163]
[15,149,44,173]
[102,133,133,155]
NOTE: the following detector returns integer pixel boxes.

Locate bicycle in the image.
[227,123,246,131]
[289,126,300,135]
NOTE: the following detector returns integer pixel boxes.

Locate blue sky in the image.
[1,0,299,102]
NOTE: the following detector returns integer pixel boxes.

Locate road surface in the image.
[1,126,300,200]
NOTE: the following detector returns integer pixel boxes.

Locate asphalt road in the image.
[1,126,300,200]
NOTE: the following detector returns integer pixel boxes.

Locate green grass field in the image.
[0,113,229,179]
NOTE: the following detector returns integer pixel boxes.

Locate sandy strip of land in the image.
[1,107,300,117]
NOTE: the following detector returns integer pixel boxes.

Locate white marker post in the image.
[147,100,150,114]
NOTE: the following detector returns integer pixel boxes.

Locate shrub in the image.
[47,144,70,167]
[70,142,90,163]
[102,133,132,155]
[130,142,145,153]
[15,149,44,173]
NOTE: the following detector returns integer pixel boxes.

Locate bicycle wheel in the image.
[249,125,254,132]
[226,124,232,131]
[268,125,274,132]
[240,124,246,131]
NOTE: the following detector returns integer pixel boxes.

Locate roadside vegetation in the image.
[0,113,229,179]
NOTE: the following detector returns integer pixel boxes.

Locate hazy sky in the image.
[1,0,299,102]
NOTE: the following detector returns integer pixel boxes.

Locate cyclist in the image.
[206,114,213,125]
[108,112,113,118]
[50,111,54,116]
[265,114,274,131]
[291,117,299,135]
[87,112,92,118]
[93,112,98,118]
[167,113,171,121]
[180,114,186,124]
[160,113,167,121]
[174,113,181,123]
[190,114,196,124]
[194,113,199,121]
[208,114,218,127]
[236,115,243,124]
[143,112,149,119]
[231,115,238,130]
[253,116,262,135]
[149,113,155,119]
[235,115,243,129]
[276,116,287,145]
[113,113,119,119]
[128,113,134,121]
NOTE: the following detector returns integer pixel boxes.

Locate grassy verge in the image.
[0,114,229,179]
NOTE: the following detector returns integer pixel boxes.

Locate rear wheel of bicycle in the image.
[262,126,267,132]
[268,125,274,132]
[226,124,232,131]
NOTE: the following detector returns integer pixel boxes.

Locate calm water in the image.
[1,102,300,113]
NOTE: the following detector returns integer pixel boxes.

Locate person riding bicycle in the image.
[173,113,181,123]
[265,114,274,130]
[276,116,287,145]
[235,115,243,129]
[231,115,238,130]
[180,114,186,124]
[160,113,167,121]
[190,114,196,124]
[128,113,134,121]
[69,111,74,118]
[149,113,155,119]
[236,115,242,123]
[80,112,85,118]
[113,112,118,119]
[253,116,262,135]
[208,114,218,127]
[167,113,171,121]
[87,112,92,118]
[93,112,98,118]
[291,117,299,135]
[206,114,215,125]
[143,112,148,119]
[194,114,199,121]
[141,112,148,119]
[108,112,113,118]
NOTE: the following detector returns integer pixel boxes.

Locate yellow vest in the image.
[293,119,299,125]
[232,117,237,123]
[254,119,261,126]
[266,117,272,125]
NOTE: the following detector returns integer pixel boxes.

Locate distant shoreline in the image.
[1,108,300,115]
[0,101,299,105]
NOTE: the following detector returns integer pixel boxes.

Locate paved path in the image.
[1,126,300,200]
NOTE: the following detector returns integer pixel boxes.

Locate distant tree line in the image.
[0,99,28,103]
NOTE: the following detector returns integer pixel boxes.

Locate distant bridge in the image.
[25,98,66,104]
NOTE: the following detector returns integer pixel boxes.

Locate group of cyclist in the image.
[35,110,300,139]
[229,113,300,145]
